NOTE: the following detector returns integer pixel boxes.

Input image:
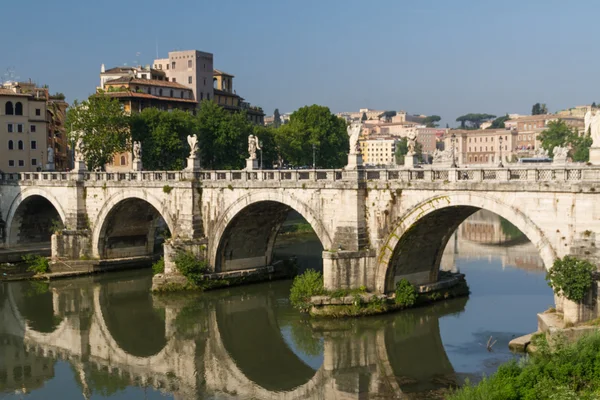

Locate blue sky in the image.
[1,0,598,126]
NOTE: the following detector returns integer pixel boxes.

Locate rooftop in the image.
[102,91,198,104]
[214,69,234,77]
[104,77,192,90]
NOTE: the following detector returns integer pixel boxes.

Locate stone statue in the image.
[347,122,362,155]
[585,110,600,147]
[432,149,452,164]
[248,134,261,160]
[187,134,198,158]
[74,138,84,162]
[533,147,549,158]
[407,131,417,156]
[133,141,142,161]
[47,146,54,163]
[552,146,569,163]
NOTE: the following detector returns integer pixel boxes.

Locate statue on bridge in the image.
[248,134,261,160]
[347,122,362,155]
[552,145,569,164]
[47,146,54,164]
[407,131,417,156]
[187,135,198,158]
[533,147,549,158]
[585,110,600,164]
[133,141,142,161]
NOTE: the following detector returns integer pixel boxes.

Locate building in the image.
[416,128,445,160]
[360,136,398,166]
[213,70,264,125]
[0,82,49,172]
[153,49,214,103]
[47,97,69,171]
[445,129,517,166]
[102,75,197,113]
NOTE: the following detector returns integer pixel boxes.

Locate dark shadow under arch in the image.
[9,195,63,246]
[97,198,170,259]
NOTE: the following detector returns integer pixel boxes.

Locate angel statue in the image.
[133,141,142,161]
[187,134,198,158]
[74,138,85,162]
[248,134,261,159]
[347,122,362,155]
[407,131,417,156]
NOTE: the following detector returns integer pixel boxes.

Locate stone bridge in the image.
[0,276,466,398]
[1,166,600,297]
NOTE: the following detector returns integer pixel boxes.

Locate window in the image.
[188,76,192,84]
[120,155,126,165]
[180,91,184,98]
[18,140,23,150]
[15,102,23,116]
[8,140,13,150]
[35,108,41,116]
[188,60,192,68]
[159,89,163,96]
[30,125,36,133]
[5,101,13,115]
[200,92,203,101]
[147,87,151,94]
[172,78,176,82]
[18,160,24,166]
[172,61,176,69]
[17,124,23,133]
[8,160,14,167]
[31,158,37,166]
[207,93,210,101]
[166,64,169,70]
[7,124,12,133]
[135,86,140,91]
[141,74,147,79]
[170,89,174,97]
[31,140,37,150]
[159,64,162,69]
[204,78,206,86]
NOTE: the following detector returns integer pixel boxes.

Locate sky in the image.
[1,0,599,127]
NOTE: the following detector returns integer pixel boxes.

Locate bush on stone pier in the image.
[546,256,595,303]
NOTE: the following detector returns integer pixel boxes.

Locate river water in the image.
[0,211,553,399]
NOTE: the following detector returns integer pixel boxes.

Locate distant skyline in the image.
[1,0,598,127]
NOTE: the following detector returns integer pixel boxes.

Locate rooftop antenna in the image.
[155,38,159,59]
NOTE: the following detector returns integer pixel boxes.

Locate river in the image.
[0,210,553,399]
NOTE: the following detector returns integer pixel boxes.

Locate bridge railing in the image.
[2,166,600,184]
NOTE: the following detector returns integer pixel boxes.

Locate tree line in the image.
[66,95,348,171]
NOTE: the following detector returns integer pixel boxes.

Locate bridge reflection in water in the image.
[0,271,469,399]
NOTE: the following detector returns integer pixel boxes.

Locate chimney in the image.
[101,63,105,73]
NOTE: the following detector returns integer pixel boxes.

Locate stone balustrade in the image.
[1,165,599,184]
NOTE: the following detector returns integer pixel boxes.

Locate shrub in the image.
[394,279,417,307]
[22,254,50,274]
[290,269,324,312]
[162,185,173,194]
[546,256,595,302]
[175,251,209,285]
[152,257,165,275]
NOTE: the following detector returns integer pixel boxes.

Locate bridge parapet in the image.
[2,166,600,186]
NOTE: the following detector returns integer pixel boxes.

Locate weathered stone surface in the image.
[508,333,535,353]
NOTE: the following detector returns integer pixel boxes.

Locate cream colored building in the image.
[154,49,214,103]
[444,129,517,166]
[360,137,398,166]
[0,83,49,172]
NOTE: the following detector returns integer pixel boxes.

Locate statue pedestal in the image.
[246,158,259,170]
[346,153,363,170]
[590,148,600,165]
[132,160,143,171]
[45,162,55,171]
[186,157,200,172]
[72,160,86,172]
[404,154,418,168]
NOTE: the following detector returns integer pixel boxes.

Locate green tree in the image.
[253,124,279,168]
[488,114,510,129]
[274,105,348,168]
[538,120,592,162]
[273,108,282,128]
[422,115,441,128]
[196,101,253,169]
[592,102,597,108]
[532,102,548,115]
[394,138,423,165]
[571,131,593,162]
[130,108,199,170]
[455,113,496,129]
[66,95,130,171]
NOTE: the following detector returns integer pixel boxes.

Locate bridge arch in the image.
[5,188,67,246]
[375,192,557,293]
[209,191,332,271]
[92,190,175,259]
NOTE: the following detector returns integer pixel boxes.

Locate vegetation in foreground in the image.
[546,255,595,303]
[22,254,50,275]
[448,332,600,400]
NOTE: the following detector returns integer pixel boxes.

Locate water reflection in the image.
[0,210,551,399]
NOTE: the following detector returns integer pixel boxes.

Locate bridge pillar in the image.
[323,250,376,291]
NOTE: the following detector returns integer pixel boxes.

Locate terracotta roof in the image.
[214,69,235,77]
[0,88,33,97]
[103,66,136,74]
[214,89,240,98]
[104,76,192,90]
[103,91,198,104]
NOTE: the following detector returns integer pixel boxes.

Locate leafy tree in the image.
[488,114,510,129]
[532,102,548,115]
[538,120,592,162]
[66,95,130,171]
[253,125,279,168]
[361,112,367,122]
[455,113,496,129]
[130,108,198,170]
[546,256,595,302]
[273,108,282,128]
[422,115,441,128]
[571,131,593,162]
[592,102,597,108]
[274,105,348,168]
